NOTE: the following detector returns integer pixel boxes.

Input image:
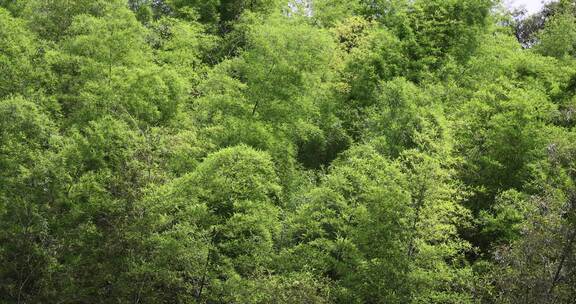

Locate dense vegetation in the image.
[1,0,575,303]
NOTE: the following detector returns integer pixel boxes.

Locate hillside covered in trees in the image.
[1,0,576,303]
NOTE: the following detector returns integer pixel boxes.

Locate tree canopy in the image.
[1,0,576,303]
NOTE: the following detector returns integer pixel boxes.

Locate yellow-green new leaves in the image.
[282,142,474,303]
[363,78,451,157]
[455,83,556,212]
[131,145,281,300]
[63,8,149,67]
[340,28,405,106]
[399,150,475,304]
[237,16,335,123]
[149,17,217,84]
[191,145,281,211]
[407,0,492,66]
[195,14,346,172]
[283,145,413,302]
[45,5,188,127]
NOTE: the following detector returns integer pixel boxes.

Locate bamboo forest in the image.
[1,0,576,303]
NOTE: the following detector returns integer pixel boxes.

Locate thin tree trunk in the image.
[196,227,216,303]
[548,226,576,297]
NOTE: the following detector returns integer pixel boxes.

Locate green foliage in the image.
[2,0,576,303]
[311,0,361,27]
[363,78,451,157]
[354,0,492,80]
[21,0,113,41]
[281,145,413,303]
[407,0,493,66]
[128,145,282,301]
[0,97,58,302]
[0,8,42,99]
[533,11,576,59]
[161,0,280,29]
[164,0,221,23]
